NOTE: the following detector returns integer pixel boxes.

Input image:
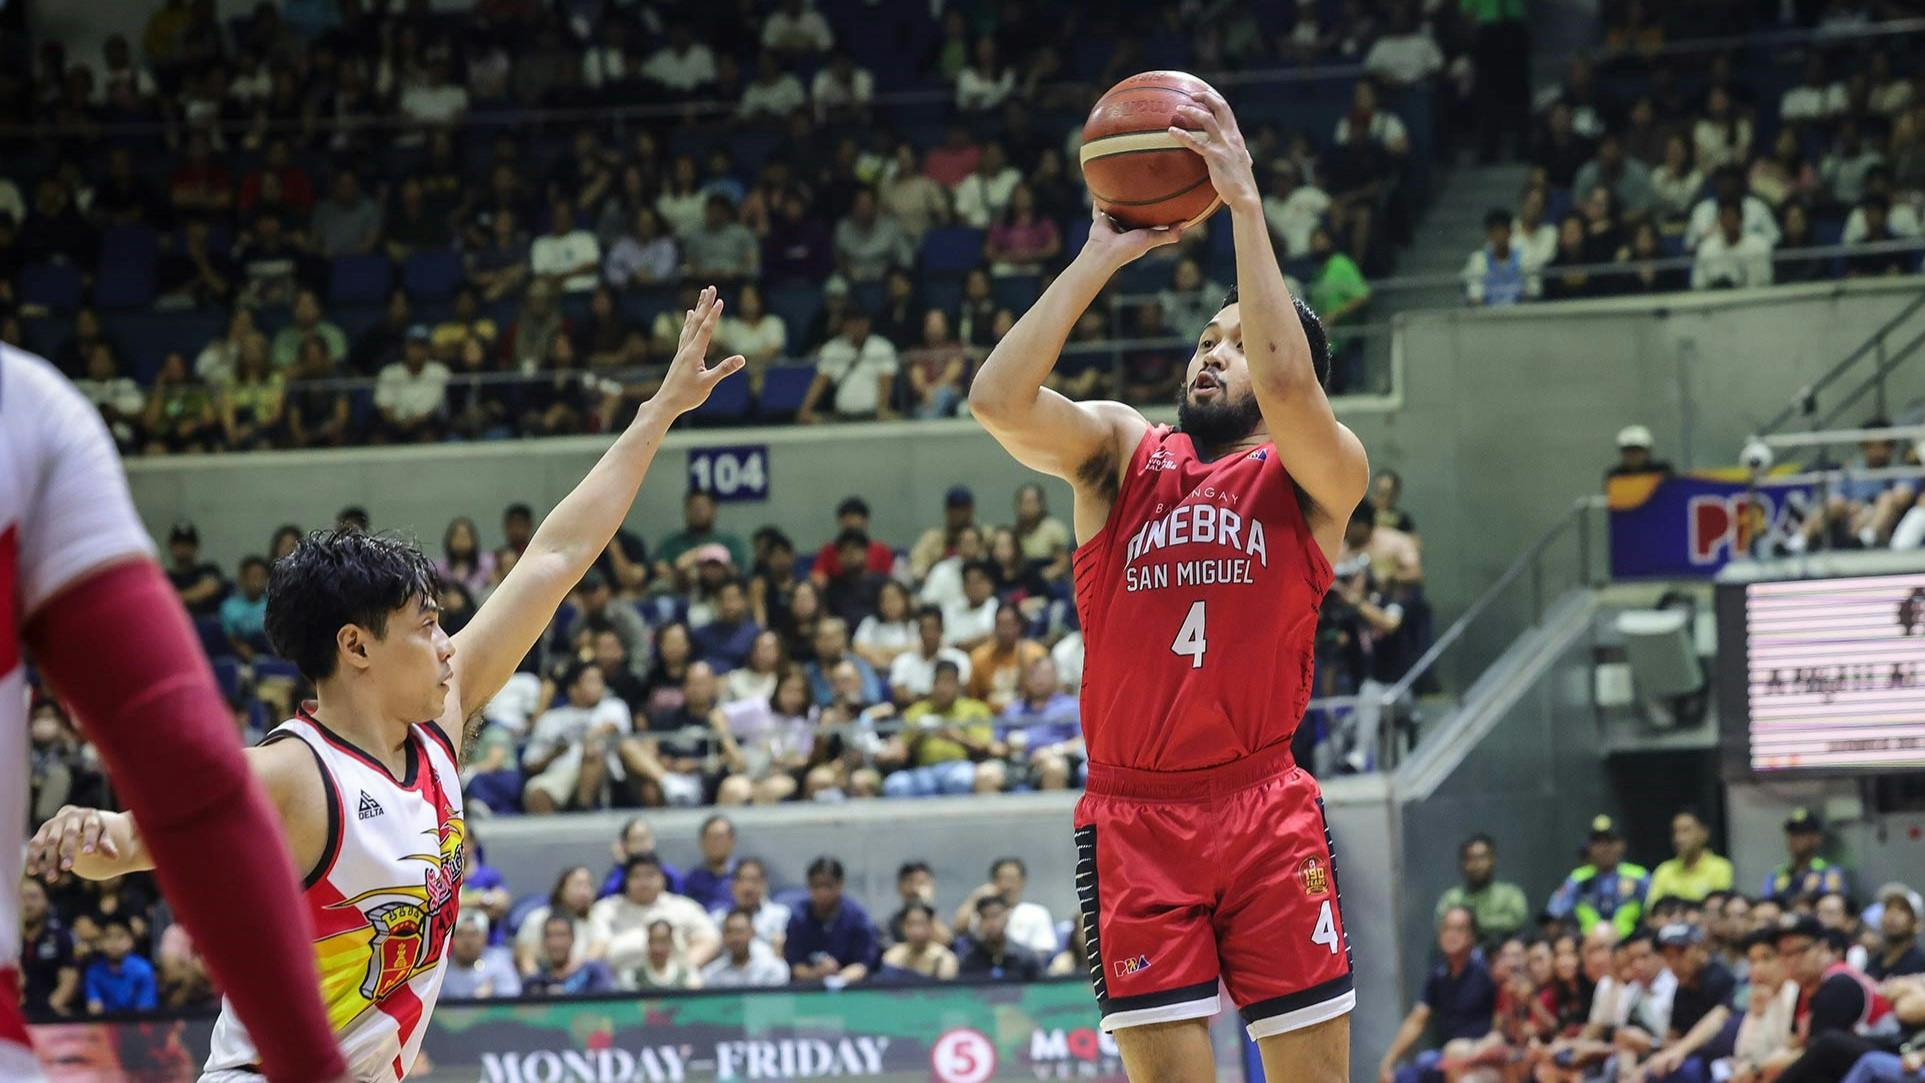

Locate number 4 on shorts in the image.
[1171,600,1207,668]
[1311,899,1340,955]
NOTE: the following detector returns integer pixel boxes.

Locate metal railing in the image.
[1302,494,1609,774]
[1753,291,1925,443]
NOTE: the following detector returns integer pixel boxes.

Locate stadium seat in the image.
[920,227,985,276]
[689,372,751,423]
[852,279,885,315]
[211,657,243,703]
[93,226,159,310]
[402,249,466,301]
[766,284,821,341]
[194,616,231,659]
[990,274,1041,312]
[757,365,818,420]
[105,308,226,384]
[618,287,675,329]
[19,264,85,312]
[329,254,396,306]
[253,656,302,683]
[920,278,963,319]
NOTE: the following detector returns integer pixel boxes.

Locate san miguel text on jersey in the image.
[1074,426,1334,772]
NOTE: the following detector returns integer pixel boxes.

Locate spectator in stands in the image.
[218,556,271,660]
[84,918,157,1015]
[1693,199,1775,290]
[716,283,786,387]
[469,209,532,304]
[641,23,717,97]
[884,659,998,797]
[75,343,147,453]
[1369,470,1417,537]
[1579,186,1625,265]
[811,51,874,125]
[1781,55,1846,126]
[721,630,784,704]
[589,853,721,977]
[158,217,236,309]
[1608,424,1674,480]
[880,144,952,243]
[984,184,1061,278]
[602,205,678,292]
[143,350,221,454]
[1649,809,1736,903]
[19,877,78,1017]
[999,659,1081,789]
[658,489,750,577]
[531,198,602,294]
[954,141,1021,229]
[786,857,878,982]
[680,195,759,286]
[1845,169,1920,245]
[800,310,899,424]
[350,289,416,376]
[1822,120,1886,209]
[522,914,618,996]
[889,606,973,707]
[1158,257,1227,336]
[692,578,759,672]
[285,337,353,449]
[1846,196,1912,278]
[1636,922,1738,1082]
[806,497,894,583]
[703,909,790,988]
[957,896,1045,981]
[941,559,1000,651]
[910,488,977,581]
[968,603,1049,714]
[1542,214,1600,301]
[1548,815,1651,939]
[715,858,789,951]
[852,580,917,671]
[1867,886,1924,979]
[955,37,1015,113]
[763,0,834,58]
[163,522,225,617]
[1464,209,1535,306]
[168,132,233,218]
[1512,185,1558,273]
[372,326,450,443]
[833,188,913,284]
[1307,226,1372,388]
[1380,907,1498,1083]
[442,913,521,999]
[516,866,608,977]
[218,335,284,451]
[1693,86,1754,175]
[1263,160,1331,260]
[522,661,635,814]
[1364,3,1444,87]
[1535,102,1594,191]
[1764,808,1850,903]
[881,902,958,980]
[1764,917,1896,1081]
[1618,220,1689,294]
[1435,835,1529,948]
[678,815,740,913]
[1751,129,1819,212]
[765,188,835,287]
[1651,135,1704,229]
[1012,484,1070,578]
[310,169,382,259]
[1574,133,1655,219]
[382,175,454,262]
[270,290,349,372]
[738,52,806,123]
[804,617,885,708]
[901,309,970,420]
[434,517,496,599]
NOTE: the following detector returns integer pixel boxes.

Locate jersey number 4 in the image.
[1312,900,1340,955]
[1171,600,1208,668]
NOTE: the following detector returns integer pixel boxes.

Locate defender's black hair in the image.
[264,528,441,682]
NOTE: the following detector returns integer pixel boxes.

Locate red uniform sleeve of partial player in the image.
[25,560,346,1083]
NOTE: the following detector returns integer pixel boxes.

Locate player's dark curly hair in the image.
[265,527,441,682]
[1219,286,1330,388]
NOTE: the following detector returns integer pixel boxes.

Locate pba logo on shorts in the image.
[1112,953,1152,979]
[1298,857,1329,898]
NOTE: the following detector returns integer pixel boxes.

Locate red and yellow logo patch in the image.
[1298,857,1329,898]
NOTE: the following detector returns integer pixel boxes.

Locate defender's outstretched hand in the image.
[1168,90,1259,215]
[651,284,746,417]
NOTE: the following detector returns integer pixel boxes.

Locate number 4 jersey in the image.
[1072,424,1333,771]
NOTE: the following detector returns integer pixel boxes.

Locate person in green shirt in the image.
[884,660,999,797]
[1545,815,1650,940]
[1434,834,1530,950]
[1306,226,1371,390]
[655,489,750,581]
[1648,809,1734,904]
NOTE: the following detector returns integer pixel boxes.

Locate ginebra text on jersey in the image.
[1122,500,1270,594]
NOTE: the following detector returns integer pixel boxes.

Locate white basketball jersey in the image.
[0,346,153,1070]
[203,710,465,1082]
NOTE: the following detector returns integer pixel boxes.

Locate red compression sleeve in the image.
[25,560,346,1083]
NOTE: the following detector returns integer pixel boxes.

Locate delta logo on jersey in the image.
[1111,953,1152,979]
[313,784,465,1027]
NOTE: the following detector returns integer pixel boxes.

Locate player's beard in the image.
[1175,383,1263,460]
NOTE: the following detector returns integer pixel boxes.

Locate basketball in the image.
[1079,70,1225,230]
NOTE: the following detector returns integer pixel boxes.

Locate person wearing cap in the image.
[1607,424,1675,481]
[1638,923,1739,1083]
[163,521,228,617]
[1547,815,1653,940]
[1649,810,1736,905]
[1434,834,1530,950]
[807,495,896,582]
[1763,808,1850,904]
[656,488,751,579]
[1866,886,1924,980]
[372,323,451,442]
[442,912,522,999]
[910,485,979,579]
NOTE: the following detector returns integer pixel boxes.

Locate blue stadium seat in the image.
[211,657,243,703]
[920,278,963,319]
[93,226,159,310]
[690,372,751,423]
[618,287,675,329]
[920,227,985,276]
[403,249,466,301]
[757,365,818,420]
[194,615,230,659]
[19,264,85,312]
[990,274,1041,312]
[104,308,226,384]
[328,254,395,306]
[253,656,302,682]
[21,316,67,361]
[852,279,885,315]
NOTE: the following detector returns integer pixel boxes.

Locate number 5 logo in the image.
[931,1028,996,1083]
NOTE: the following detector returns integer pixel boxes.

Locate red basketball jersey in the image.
[1073,424,1333,771]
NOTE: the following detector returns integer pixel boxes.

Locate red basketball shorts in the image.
[1072,741,1355,1040]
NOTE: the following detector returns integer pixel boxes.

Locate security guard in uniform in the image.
[1546,815,1651,939]
[1761,807,1850,902]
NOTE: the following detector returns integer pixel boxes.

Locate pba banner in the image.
[1607,472,1817,579]
[28,980,1242,1082]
